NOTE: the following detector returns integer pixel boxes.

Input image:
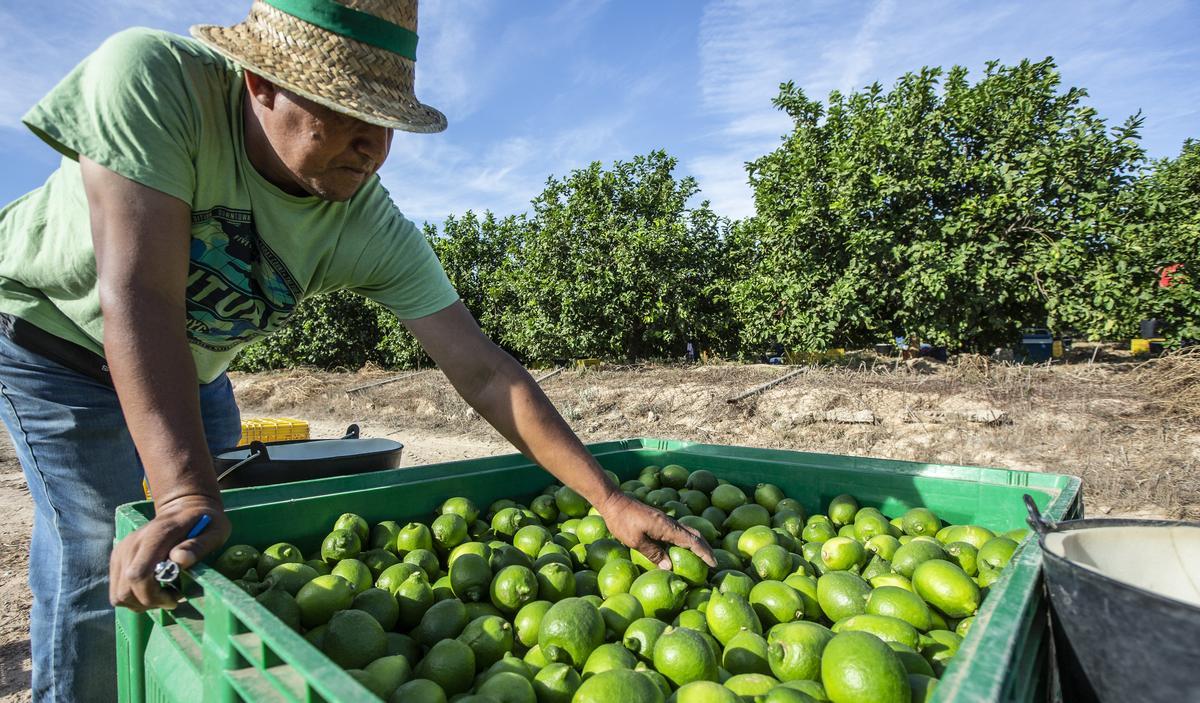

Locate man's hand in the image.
[599,492,717,570]
[109,495,230,611]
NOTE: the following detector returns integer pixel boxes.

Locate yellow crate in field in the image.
[238,417,309,446]
[574,358,602,369]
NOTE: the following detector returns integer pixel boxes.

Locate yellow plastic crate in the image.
[1131,338,1165,355]
[574,358,602,369]
[238,417,309,446]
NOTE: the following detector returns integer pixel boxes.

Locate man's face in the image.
[254,82,393,201]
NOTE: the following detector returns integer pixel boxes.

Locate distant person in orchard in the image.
[0,1,714,699]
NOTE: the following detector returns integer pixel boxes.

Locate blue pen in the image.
[153,514,212,588]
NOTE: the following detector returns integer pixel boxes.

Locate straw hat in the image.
[191,0,446,133]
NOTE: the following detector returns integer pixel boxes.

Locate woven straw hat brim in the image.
[191,7,446,134]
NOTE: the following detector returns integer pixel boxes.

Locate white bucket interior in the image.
[1044,525,1200,608]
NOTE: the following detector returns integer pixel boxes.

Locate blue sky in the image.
[0,0,1196,225]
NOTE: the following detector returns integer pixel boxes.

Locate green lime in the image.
[783,573,822,621]
[534,562,574,603]
[449,541,492,566]
[687,587,713,611]
[304,624,327,649]
[909,673,938,703]
[531,494,560,523]
[704,590,761,645]
[653,626,718,687]
[955,617,974,638]
[573,669,664,703]
[414,639,475,696]
[711,484,748,512]
[891,539,947,579]
[660,464,690,489]
[583,642,638,677]
[686,470,720,494]
[347,669,387,699]
[749,580,804,628]
[919,630,962,676]
[389,678,446,703]
[295,574,354,628]
[776,679,827,700]
[833,614,919,650]
[396,572,435,629]
[304,559,332,576]
[673,680,741,702]
[827,495,859,526]
[333,513,370,545]
[737,525,780,559]
[853,509,891,542]
[702,506,729,528]
[754,483,786,513]
[321,530,362,563]
[977,565,1002,588]
[464,600,504,622]
[889,642,935,677]
[480,652,533,684]
[395,522,434,554]
[639,468,662,489]
[679,489,711,516]
[375,562,422,595]
[360,548,401,578]
[214,544,260,579]
[255,587,301,631]
[712,549,743,572]
[900,508,940,537]
[725,504,772,532]
[512,524,551,558]
[722,530,745,555]
[773,511,806,540]
[913,560,980,618]
[751,545,793,581]
[532,662,581,703]
[574,570,601,598]
[714,570,754,599]
[759,687,820,703]
[978,537,1018,570]
[585,539,630,571]
[945,541,979,576]
[403,548,441,581]
[598,559,640,598]
[386,632,421,662]
[820,631,909,703]
[722,629,771,676]
[837,524,858,540]
[861,555,892,582]
[332,558,372,592]
[412,598,469,647]
[457,614,514,671]
[365,654,411,699]
[258,542,303,577]
[725,673,779,697]
[265,562,318,596]
[600,593,645,638]
[629,569,688,620]
[670,546,711,586]
[431,513,469,553]
[816,572,872,622]
[511,599,552,648]
[766,620,834,682]
[436,497,478,527]
[801,521,837,544]
[352,587,400,630]
[487,564,538,613]
[674,608,709,633]
[870,573,913,592]
[323,609,386,669]
[476,671,536,703]
[937,524,994,549]
[624,616,671,662]
[1003,527,1030,542]
[865,535,901,561]
[538,597,605,667]
[819,537,864,572]
[370,521,403,552]
[554,486,590,518]
[491,544,534,574]
[867,586,933,631]
[678,515,719,546]
[450,553,493,603]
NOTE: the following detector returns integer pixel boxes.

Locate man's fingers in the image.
[169,530,223,569]
[639,540,670,570]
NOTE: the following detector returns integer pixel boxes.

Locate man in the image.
[0,1,713,699]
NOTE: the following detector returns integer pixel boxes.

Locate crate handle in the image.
[1024,493,1056,539]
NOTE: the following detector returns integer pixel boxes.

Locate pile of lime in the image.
[212,464,1025,703]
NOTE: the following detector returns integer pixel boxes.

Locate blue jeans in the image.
[0,333,240,702]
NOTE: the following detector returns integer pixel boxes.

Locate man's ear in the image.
[244,71,278,109]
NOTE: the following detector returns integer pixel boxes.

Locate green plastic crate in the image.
[114,438,1081,703]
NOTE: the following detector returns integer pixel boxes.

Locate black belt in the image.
[0,313,113,386]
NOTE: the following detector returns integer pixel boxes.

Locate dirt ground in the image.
[1,347,1196,699]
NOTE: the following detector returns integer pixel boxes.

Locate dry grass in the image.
[231,351,1199,519]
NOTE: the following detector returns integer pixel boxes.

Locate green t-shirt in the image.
[0,27,458,382]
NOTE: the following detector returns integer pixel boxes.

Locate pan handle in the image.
[1024,493,1056,538]
[216,441,268,483]
[342,424,360,440]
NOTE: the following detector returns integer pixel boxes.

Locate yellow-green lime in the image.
[403,548,441,581]
[597,559,640,598]
[661,464,690,489]
[265,562,318,596]
[801,520,837,544]
[214,544,260,579]
[725,673,779,696]
[749,580,804,628]
[523,645,549,670]
[600,593,644,638]
[534,562,574,603]
[704,590,762,645]
[412,597,469,648]
[751,545,793,581]
[629,569,688,620]
[511,524,551,558]
[753,483,785,513]
[623,617,670,661]
[722,629,771,676]
[573,669,665,703]
[955,617,974,638]
[351,587,400,630]
[449,553,493,603]
[653,626,719,687]
[414,639,475,696]
[920,629,962,676]
[686,469,720,494]
[323,609,386,669]
[977,566,1002,588]
[370,520,403,552]
[714,570,754,599]
[837,524,857,540]
[912,560,981,618]
[674,608,708,633]
[488,564,538,613]
[853,510,892,542]
[889,642,935,677]
[870,573,913,592]
[531,662,580,703]
[360,549,400,579]
[585,539,630,571]
[783,574,822,621]
[670,546,711,586]
[513,599,553,648]
[395,522,434,554]
[440,496,480,524]
[900,508,941,537]
[449,541,492,566]
[867,586,933,631]
[776,679,827,700]
[820,631,909,703]
[945,541,979,576]
[538,597,605,667]
[724,503,772,532]
[333,513,369,544]
[331,558,372,592]
[583,642,638,677]
[673,680,742,703]
[395,572,435,629]
[737,525,780,559]
[828,495,859,526]
[365,655,411,699]
[766,620,834,682]
[554,486,590,518]
[978,537,1018,570]
[760,687,820,703]
[711,484,748,513]
[832,614,920,650]
[937,524,994,549]
[819,538,864,572]
[375,562,421,596]
[457,614,514,671]
[816,572,872,622]
[476,671,535,703]
[576,515,610,546]
[295,574,354,628]
[258,542,303,577]
[431,513,469,553]
[891,540,947,579]
[866,535,902,561]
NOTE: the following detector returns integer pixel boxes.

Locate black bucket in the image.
[1024,495,1200,702]
[214,424,404,489]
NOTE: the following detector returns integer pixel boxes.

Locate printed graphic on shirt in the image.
[185,206,301,351]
